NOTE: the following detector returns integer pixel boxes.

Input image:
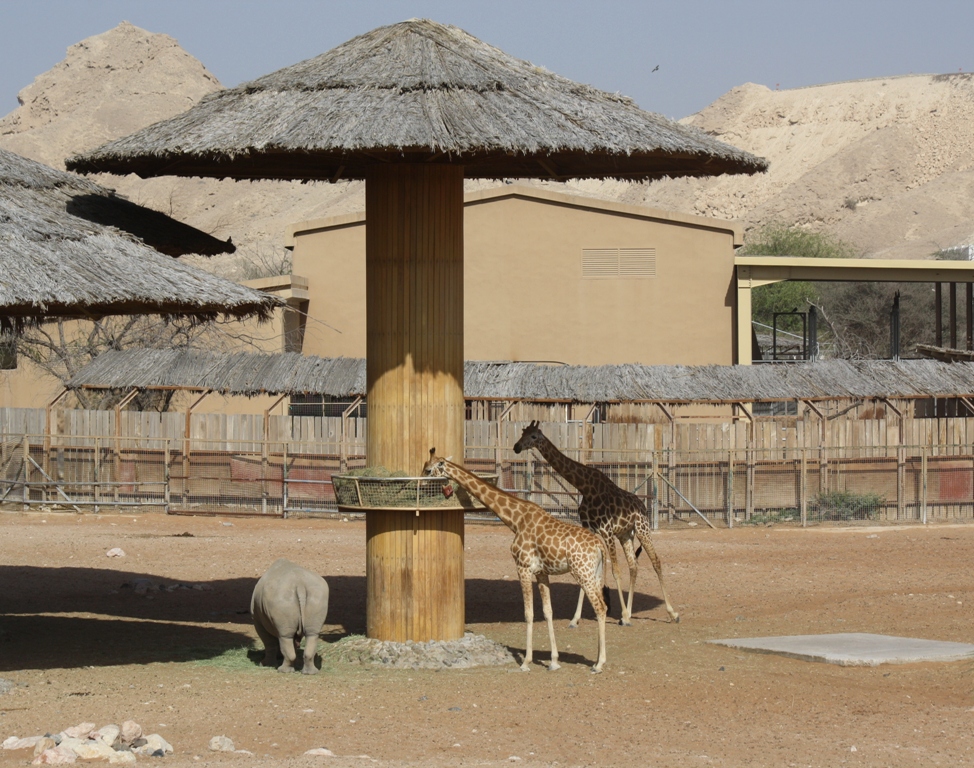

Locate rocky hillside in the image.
[590,74,974,260]
[3,22,974,268]
[0,22,366,280]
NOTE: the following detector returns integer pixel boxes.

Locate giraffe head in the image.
[422,447,449,477]
[513,420,545,454]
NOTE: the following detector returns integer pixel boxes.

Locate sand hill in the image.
[2,22,973,268]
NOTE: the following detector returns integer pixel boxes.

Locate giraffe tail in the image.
[634,545,643,560]
[598,537,611,612]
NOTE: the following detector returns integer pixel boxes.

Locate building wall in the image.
[289,187,742,366]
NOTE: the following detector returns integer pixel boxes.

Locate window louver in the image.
[582,248,656,278]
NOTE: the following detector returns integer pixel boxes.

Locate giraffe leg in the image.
[571,534,623,627]
[517,567,535,671]
[603,534,627,626]
[619,536,639,626]
[536,574,560,671]
[569,586,585,629]
[579,574,607,673]
[634,515,680,623]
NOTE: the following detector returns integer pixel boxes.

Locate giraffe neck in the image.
[533,434,602,495]
[440,460,525,531]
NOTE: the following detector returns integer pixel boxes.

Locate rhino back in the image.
[252,558,329,636]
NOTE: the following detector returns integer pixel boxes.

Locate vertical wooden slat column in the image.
[365,508,465,642]
[363,163,466,642]
[365,163,465,473]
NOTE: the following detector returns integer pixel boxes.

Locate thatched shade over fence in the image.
[0,148,279,326]
[67,350,974,404]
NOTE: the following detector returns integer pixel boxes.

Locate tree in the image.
[17,314,277,411]
[739,223,858,332]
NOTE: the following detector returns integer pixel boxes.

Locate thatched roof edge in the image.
[67,351,974,403]
[0,148,278,326]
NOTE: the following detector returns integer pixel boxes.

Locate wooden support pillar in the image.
[363,163,466,642]
[967,283,973,351]
[44,389,69,505]
[365,508,465,642]
[340,396,363,473]
[935,283,943,347]
[263,393,288,516]
[183,390,212,508]
[365,163,465,475]
[114,389,139,506]
[950,282,958,349]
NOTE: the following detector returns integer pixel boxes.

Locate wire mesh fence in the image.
[1,432,971,526]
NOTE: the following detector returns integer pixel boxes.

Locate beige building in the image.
[287,186,744,367]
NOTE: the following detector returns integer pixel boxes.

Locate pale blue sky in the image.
[1,0,972,120]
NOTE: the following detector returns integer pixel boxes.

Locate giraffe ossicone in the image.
[422,447,608,673]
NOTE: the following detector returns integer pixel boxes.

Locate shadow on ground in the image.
[0,565,664,670]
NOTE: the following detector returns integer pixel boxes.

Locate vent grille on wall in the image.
[582,248,656,278]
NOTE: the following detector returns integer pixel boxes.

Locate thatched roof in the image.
[0,148,280,325]
[67,350,974,403]
[68,350,366,397]
[67,19,767,183]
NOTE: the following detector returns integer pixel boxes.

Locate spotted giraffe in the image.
[422,448,609,673]
[514,421,679,626]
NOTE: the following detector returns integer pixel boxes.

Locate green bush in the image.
[812,490,885,521]
[740,509,798,526]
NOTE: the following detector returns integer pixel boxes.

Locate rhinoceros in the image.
[251,558,330,674]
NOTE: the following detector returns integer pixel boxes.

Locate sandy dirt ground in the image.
[1,510,973,768]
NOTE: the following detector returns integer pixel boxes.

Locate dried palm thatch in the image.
[67,350,974,404]
[67,19,767,182]
[0,148,280,326]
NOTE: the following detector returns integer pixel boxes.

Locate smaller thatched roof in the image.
[0,148,280,326]
[68,19,767,183]
[67,350,974,404]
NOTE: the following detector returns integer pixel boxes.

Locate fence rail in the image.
[2,430,971,527]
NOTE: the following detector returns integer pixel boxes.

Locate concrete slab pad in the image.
[708,633,974,666]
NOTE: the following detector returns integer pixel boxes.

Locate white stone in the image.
[108,751,137,765]
[4,736,46,750]
[133,734,172,755]
[106,548,126,557]
[304,748,335,756]
[71,740,116,760]
[61,724,96,740]
[208,735,235,752]
[119,721,142,744]
[34,738,57,757]
[94,725,120,746]
[32,745,78,765]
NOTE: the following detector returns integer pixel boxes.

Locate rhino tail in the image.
[296,585,311,637]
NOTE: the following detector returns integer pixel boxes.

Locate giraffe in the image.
[422,448,609,673]
[513,421,679,627]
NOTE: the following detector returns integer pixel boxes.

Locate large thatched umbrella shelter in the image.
[1,148,277,328]
[68,19,766,643]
